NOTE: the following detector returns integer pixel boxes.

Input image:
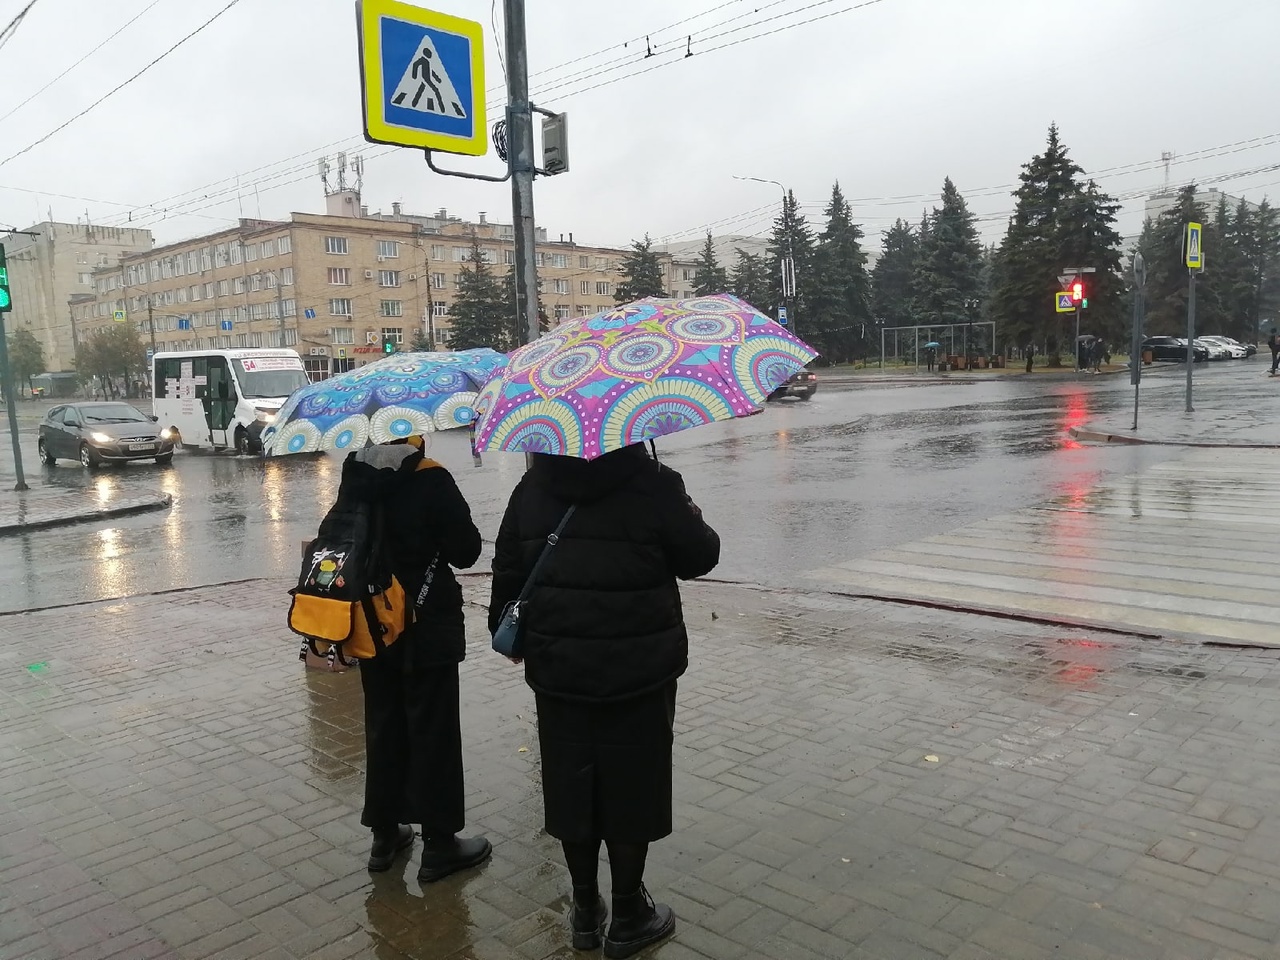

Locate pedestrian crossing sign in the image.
[1055,293,1075,313]
[112,310,126,322]
[357,0,487,156]
[1185,221,1203,270]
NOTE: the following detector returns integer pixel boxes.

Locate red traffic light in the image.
[1071,281,1083,302]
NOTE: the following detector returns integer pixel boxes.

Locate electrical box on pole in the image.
[540,112,569,175]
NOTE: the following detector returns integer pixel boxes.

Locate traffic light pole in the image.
[504,0,540,348]
[0,312,29,491]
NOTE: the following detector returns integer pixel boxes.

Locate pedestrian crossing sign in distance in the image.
[356,0,486,156]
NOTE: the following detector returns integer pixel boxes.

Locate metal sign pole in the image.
[0,312,29,491]
[1185,268,1196,412]
[504,0,539,347]
[1131,252,1145,430]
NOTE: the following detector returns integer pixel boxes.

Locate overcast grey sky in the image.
[1,0,1276,253]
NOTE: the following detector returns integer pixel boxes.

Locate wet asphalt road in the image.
[0,362,1267,614]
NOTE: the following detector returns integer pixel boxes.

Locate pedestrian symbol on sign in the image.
[391,34,466,118]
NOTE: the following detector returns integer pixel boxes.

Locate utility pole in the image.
[1131,252,1145,430]
[504,0,539,346]
[0,242,28,490]
[1184,221,1203,413]
[146,296,157,356]
[734,176,792,333]
[271,270,285,347]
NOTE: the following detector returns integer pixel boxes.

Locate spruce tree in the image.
[871,219,919,332]
[450,236,509,350]
[729,249,772,313]
[911,177,982,329]
[767,190,816,333]
[810,182,871,362]
[1143,184,1210,335]
[692,232,728,296]
[614,234,666,303]
[409,324,433,352]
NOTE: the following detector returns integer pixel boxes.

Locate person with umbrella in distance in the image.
[924,340,941,372]
[474,295,815,956]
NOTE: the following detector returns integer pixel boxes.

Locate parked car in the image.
[768,369,818,401]
[38,402,176,469]
[1194,338,1232,361]
[1142,337,1209,363]
[1199,335,1254,358]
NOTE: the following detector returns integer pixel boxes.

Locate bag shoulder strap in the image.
[514,505,576,604]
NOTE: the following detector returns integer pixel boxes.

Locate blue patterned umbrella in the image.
[262,348,507,456]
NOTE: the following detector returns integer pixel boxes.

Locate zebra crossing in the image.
[808,449,1280,647]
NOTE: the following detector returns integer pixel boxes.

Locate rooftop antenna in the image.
[1161,151,1176,195]
[319,156,331,195]
[352,154,364,196]
[336,152,348,193]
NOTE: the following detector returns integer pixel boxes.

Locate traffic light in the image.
[382,335,396,355]
[0,243,10,312]
[1071,281,1083,303]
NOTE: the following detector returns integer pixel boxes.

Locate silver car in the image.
[38,402,176,469]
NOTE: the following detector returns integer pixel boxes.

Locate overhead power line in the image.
[0,0,41,56]
[0,0,244,169]
[0,0,168,124]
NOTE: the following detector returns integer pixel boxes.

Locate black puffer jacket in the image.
[489,444,720,703]
[325,439,481,665]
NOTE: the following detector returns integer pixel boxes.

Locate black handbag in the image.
[492,505,576,657]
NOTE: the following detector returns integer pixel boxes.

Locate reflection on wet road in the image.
[0,363,1262,613]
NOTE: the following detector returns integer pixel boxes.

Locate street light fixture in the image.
[733,175,795,332]
[962,298,981,368]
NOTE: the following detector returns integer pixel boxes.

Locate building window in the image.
[432,301,448,316]
[596,282,611,296]
[79,272,92,285]
[431,244,445,260]
[330,298,352,316]
[266,272,277,289]
[579,256,590,269]
[333,357,356,374]
[230,243,242,265]
[325,236,348,255]
[379,270,401,287]
[554,279,569,295]
[283,328,298,346]
[380,300,403,317]
[504,249,515,266]
[250,274,262,292]
[185,252,196,273]
[233,277,245,294]
[200,248,212,271]
[381,326,404,344]
[580,281,591,295]
[161,259,172,279]
[189,285,200,302]
[149,261,160,282]
[177,287,187,304]
[217,280,229,297]
[277,235,291,254]
[377,240,400,259]
[535,252,547,267]
[204,282,214,299]
[330,327,355,344]
[215,244,227,268]
[244,245,257,263]
[552,254,568,269]
[430,272,446,289]
[328,267,351,285]
[554,305,571,320]
[452,247,469,262]
[281,267,294,285]
[261,239,276,258]
[282,299,296,317]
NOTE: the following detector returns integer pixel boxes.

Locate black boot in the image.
[417,834,492,883]
[367,824,414,872]
[570,886,608,950]
[603,884,675,959]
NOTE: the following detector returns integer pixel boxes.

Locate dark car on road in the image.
[768,369,818,401]
[1142,336,1208,363]
[38,402,176,469]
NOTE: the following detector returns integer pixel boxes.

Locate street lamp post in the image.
[733,175,794,334]
[962,298,981,369]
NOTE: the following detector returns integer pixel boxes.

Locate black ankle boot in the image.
[417,834,492,883]
[367,824,414,872]
[570,886,608,950]
[603,884,675,959]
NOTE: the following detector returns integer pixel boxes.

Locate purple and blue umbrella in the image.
[263,348,507,456]
[472,295,817,461]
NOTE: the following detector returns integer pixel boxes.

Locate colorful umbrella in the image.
[262,348,508,456]
[472,295,817,461]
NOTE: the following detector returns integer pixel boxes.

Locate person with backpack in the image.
[489,443,721,958]
[1270,328,1279,376]
[317,434,490,882]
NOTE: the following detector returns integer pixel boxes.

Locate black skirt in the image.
[535,682,677,843]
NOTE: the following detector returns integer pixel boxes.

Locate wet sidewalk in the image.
[0,485,173,535]
[4,575,1280,959]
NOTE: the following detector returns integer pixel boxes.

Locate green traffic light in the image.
[0,245,9,313]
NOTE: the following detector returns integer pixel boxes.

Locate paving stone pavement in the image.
[3,576,1280,960]
[0,488,173,535]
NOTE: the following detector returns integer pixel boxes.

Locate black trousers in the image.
[358,644,465,836]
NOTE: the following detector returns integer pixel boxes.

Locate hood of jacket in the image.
[529,443,655,504]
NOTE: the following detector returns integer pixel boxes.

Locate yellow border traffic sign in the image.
[1054,293,1074,313]
[1185,221,1203,270]
[356,0,487,156]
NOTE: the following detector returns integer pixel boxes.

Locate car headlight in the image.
[255,410,276,423]
[159,427,174,440]
[89,432,112,444]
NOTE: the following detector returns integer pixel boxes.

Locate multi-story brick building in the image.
[73,195,711,382]
[6,222,153,372]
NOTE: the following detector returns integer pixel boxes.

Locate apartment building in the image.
[73,198,704,381]
[6,222,153,372]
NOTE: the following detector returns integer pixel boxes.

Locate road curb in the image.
[1069,426,1280,449]
[0,493,173,535]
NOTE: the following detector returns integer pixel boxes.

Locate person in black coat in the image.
[323,434,490,882]
[489,443,720,958]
